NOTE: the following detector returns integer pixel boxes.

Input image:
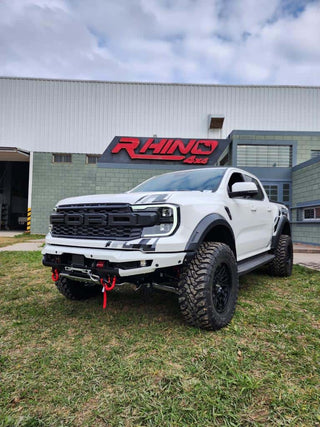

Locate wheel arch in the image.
[185,214,236,258]
[281,219,291,236]
[271,216,292,251]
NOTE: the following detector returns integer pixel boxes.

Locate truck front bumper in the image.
[42,244,186,277]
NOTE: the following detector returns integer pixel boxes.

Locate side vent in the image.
[224,206,232,221]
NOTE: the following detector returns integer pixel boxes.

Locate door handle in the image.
[267,207,272,212]
[250,205,257,212]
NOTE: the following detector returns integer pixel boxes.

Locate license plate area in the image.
[72,254,85,267]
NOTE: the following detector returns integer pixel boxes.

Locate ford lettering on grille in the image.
[51,213,108,226]
[50,204,144,240]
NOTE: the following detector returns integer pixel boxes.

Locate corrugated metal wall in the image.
[1,77,320,154]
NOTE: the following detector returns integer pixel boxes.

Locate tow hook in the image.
[52,268,59,282]
[100,276,117,309]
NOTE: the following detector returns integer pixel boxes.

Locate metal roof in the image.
[1,77,320,154]
[2,76,320,89]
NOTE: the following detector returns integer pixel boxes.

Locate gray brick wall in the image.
[291,160,320,244]
[296,137,320,164]
[291,224,320,245]
[292,163,320,208]
[95,168,172,194]
[31,153,97,233]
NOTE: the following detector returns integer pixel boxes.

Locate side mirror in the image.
[230,182,258,198]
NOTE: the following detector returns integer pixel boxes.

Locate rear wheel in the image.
[269,234,293,277]
[56,277,101,300]
[178,242,239,330]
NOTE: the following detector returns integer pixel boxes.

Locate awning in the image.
[0,147,30,162]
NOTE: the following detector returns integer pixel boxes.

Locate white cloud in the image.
[0,0,319,84]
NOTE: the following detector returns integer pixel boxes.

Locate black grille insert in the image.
[51,204,143,240]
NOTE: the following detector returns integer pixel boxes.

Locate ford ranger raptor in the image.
[42,167,292,330]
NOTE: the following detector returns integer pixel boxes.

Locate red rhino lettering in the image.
[111,137,140,158]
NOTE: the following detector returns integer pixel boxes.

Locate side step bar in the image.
[238,253,275,276]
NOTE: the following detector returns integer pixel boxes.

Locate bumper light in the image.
[142,223,173,237]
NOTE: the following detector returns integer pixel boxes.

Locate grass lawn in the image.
[0,234,45,248]
[0,251,319,426]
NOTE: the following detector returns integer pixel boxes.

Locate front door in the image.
[226,171,274,260]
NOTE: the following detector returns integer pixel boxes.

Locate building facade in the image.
[0,77,320,244]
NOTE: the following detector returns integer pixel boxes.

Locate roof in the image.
[1,76,320,89]
[0,147,30,162]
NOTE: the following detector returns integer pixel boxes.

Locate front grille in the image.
[51,203,143,240]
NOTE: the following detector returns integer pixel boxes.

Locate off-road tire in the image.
[56,277,101,300]
[268,234,293,277]
[178,242,239,330]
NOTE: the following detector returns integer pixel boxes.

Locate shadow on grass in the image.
[10,283,185,331]
[9,271,275,334]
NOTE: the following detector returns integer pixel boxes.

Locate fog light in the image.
[140,260,147,267]
[160,223,171,232]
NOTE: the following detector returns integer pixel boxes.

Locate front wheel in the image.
[178,242,239,330]
[55,277,101,300]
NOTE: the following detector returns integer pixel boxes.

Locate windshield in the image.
[130,168,226,192]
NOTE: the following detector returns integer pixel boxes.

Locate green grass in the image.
[0,252,319,426]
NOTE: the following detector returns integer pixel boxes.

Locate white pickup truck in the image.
[42,167,292,330]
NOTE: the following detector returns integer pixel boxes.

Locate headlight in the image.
[48,207,57,232]
[132,204,178,237]
[160,207,173,218]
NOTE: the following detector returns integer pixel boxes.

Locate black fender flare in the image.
[271,216,291,250]
[185,213,236,255]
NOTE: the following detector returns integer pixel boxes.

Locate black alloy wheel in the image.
[212,263,232,313]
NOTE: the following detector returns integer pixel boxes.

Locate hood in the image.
[57,192,173,206]
[56,190,214,207]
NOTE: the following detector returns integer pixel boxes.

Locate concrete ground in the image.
[0,234,319,271]
[0,231,24,237]
[0,240,45,252]
[293,243,320,271]
[293,253,320,271]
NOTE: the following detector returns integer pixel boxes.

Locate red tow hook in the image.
[100,276,116,309]
[52,268,59,282]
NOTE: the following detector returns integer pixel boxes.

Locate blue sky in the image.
[0,0,319,85]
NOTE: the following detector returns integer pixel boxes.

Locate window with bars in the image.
[52,153,72,163]
[303,206,320,220]
[237,145,292,167]
[283,183,290,202]
[86,154,101,165]
[311,150,320,159]
[264,185,278,202]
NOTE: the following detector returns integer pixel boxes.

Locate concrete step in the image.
[293,244,320,254]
